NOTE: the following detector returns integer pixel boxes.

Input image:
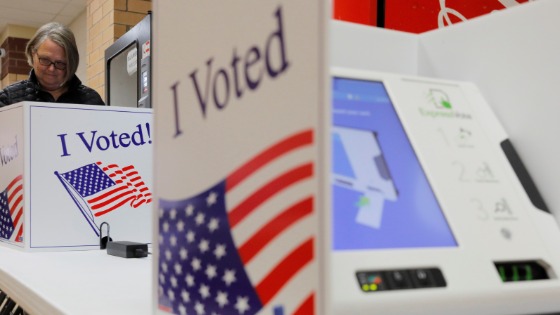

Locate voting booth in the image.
[0,102,153,251]
[150,1,560,315]
[326,1,560,314]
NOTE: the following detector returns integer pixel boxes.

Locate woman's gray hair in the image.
[25,22,79,84]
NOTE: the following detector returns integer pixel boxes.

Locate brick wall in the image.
[87,0,152,101]
[1,37,31,79]
[0,26,35,88]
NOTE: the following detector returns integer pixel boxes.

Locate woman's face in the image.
[32,38,67,91]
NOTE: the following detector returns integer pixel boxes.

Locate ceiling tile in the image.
[0,0,87,35]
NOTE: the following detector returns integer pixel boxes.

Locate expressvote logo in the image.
[428,89,452,109]
[168,6,290,138]
[418,88,472,120]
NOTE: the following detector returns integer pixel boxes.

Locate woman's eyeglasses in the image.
[37,56,67,70]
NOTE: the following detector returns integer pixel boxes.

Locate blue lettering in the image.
[131,124,146,145]
[119,133,131,147]
[77,131,97,152]
[145,122,152,144]
[266,7,290,78]
[0,136,18,166]
[96,136,110,151]
[170,81,183,138]
[190,58,214,118]
[70,123,151,154]
[231,48,243,97]
[245,46,262,90]
[57,133,71,157]
[172,5,290,127]
[109,131,120,149]
[213,68,230,109]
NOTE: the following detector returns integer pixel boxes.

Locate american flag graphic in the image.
[158,129,316,315]
[0,175,23,243]
[55,162,152,235]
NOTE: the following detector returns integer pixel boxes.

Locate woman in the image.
[0,22,104,106]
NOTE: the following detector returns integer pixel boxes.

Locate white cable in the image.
[438,0,468,28]
[498,0,525,8]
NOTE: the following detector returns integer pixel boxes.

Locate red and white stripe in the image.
[7,175,24,242]
[88,162,152,217]
[226,129,317,314]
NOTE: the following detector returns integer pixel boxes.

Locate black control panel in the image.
[356,268,446,292]
[495,261,549,282]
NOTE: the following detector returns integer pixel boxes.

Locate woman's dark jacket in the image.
[0,70,105,107]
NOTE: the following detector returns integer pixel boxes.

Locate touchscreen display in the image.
[332,77,457,250]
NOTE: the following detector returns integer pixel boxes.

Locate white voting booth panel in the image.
[152,1,327,315]
[328,1,560,314]
[0,102,153,251]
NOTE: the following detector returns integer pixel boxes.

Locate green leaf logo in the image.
[441,99,452,109]
[428,89,452,109]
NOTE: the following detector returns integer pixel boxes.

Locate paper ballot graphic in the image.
[332,126,398,228]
